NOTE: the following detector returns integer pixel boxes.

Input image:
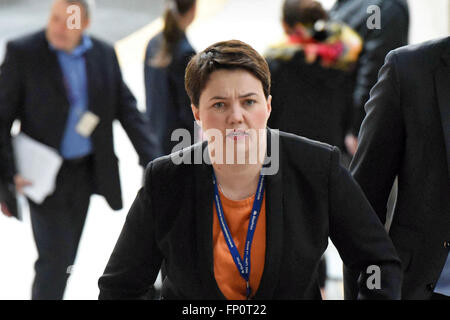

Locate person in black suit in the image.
[346,37,450,300]
[266,0,362,165]
[329,0,409,155]
[145,0,197,156]
[0,0,161,299]
[98,39,401,300]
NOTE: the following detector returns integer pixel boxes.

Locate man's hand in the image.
[1,202,12,217]
[345,134,359,156]
[14,174,32,194]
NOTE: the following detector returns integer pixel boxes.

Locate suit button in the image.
[427,283,435,291]
[444,241,450,248]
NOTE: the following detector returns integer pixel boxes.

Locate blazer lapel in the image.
[435,40,450,179]
[38,33,70,146]
[194,143,226,299]
[39,35,69,109]
[84,47,102,117]
[253,129,284,299]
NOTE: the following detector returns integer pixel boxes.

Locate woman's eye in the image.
[213,102,225,109]
[244,99,256,106]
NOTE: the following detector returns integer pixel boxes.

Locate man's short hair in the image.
[185,40,271,107]
[65,0,95,19]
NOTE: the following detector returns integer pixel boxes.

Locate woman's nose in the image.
[228,102,244,124]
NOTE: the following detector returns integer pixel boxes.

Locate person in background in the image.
[265,0,362,166]
[98,40,401,300]
[329,0,409,155]
[0,0,161,299]
[145,0,197,156]
[346,37,450,300]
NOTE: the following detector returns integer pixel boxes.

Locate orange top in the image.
[212,189,266,300]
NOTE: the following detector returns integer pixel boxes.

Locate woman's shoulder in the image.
[176,34,195,54]
[145,141,206,181]
[278,130,335,152]
[276,130,339,170]
[265,41,305,66]
[171,35,196,64]
[145,32,164,58]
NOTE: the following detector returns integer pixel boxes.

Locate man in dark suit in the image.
[347,37,450,300]
[330,0,409,154]
[0,0,161,299]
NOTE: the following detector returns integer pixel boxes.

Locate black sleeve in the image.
[113,49,163,166]
[0,42,23,179]
[328,147,402,299]
[350,51,405,225]
[98,162,163,299]
[351,1,409,135]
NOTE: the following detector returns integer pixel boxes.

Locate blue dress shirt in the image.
[50,35,93,159]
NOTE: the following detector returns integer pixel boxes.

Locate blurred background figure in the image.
[329,0,409,155]
[330,0,409,240]
[145,0,198,156]
[0,0,161,300]
[265,0,362,298]
[265,0,362,165]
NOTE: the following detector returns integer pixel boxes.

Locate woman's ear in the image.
[267,95,272,115]
[191,104,201,124]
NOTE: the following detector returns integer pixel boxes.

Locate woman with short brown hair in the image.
[99,40,401,300]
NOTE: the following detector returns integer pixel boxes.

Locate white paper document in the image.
[12,133,63,204]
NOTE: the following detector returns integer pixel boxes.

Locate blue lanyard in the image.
[212,171,265,300]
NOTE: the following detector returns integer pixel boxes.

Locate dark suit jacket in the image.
[144,32,196,156]
[0,30,161,210]
[267,50,353,155]
[98,129,401,299]
[348,37,450,299]
[330,0,409,135]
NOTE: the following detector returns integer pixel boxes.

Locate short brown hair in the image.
[282,0,328,27]
[185,40,271,107]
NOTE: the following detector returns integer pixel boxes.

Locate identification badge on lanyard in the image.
[212,171,265,300]
[76,111,100,138]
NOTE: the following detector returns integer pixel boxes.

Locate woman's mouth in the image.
[226,130,249,141]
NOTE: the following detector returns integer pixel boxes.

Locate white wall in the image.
[408,0,449,44]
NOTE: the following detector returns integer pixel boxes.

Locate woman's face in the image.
[191,69,271,164]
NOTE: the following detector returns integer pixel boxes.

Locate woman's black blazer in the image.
[98,129,401,299]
